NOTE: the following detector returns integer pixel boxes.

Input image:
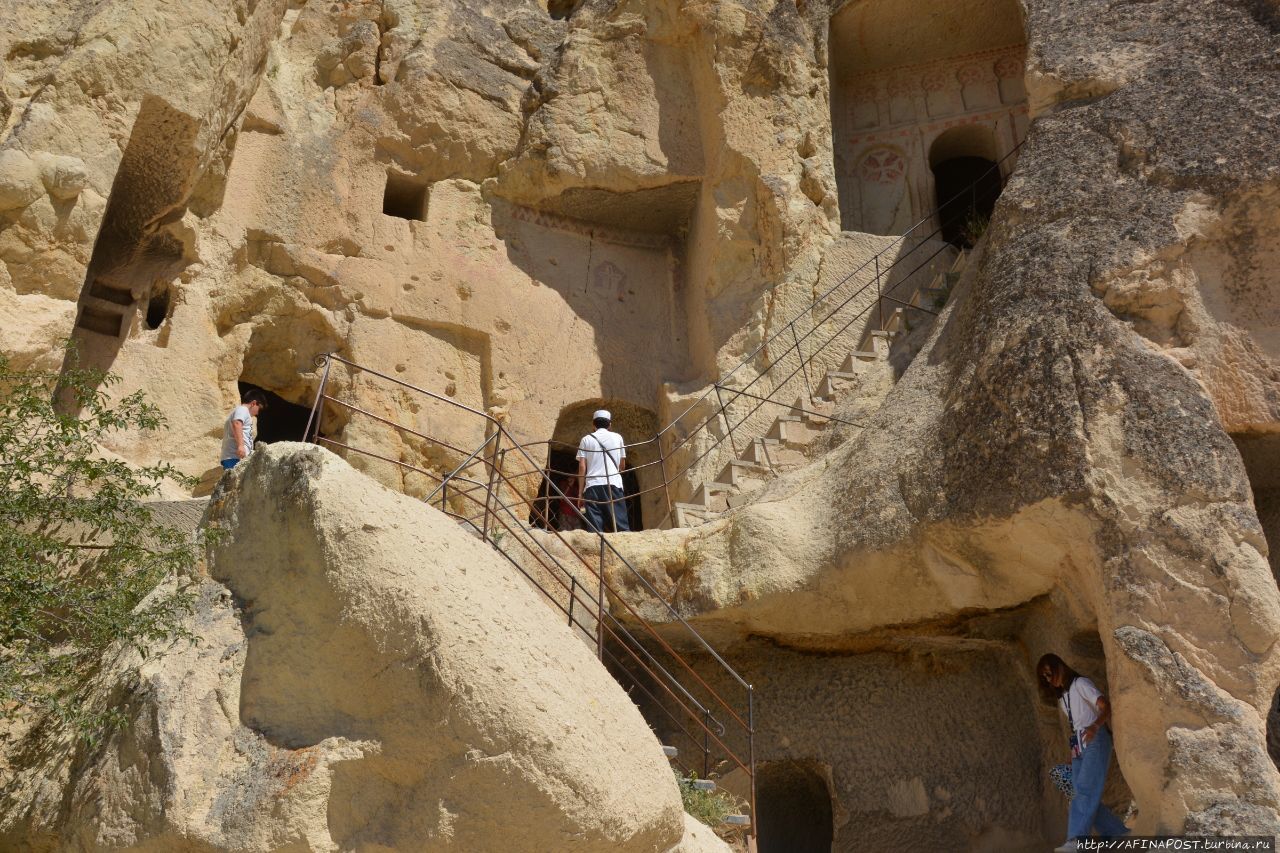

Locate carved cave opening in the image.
[145,286,171,330]
[382,171,428,221]
[932,158,1000,246]
[70,96,201,359]
[828,0,1027,235]
[532,399,662,532]
[237,380,316,446]
[756,761,834,853]
[1234,433,1280,587]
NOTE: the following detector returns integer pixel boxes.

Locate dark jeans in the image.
[583,485,629,532]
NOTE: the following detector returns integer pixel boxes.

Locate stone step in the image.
[691,779,716,792]
[662,745,678,758]
[817,370,862,400]
[855,328,894,356]
[692,482,731,513]
[722,814,752,826]
[788,396,834,423]
[673,502,713,527]
[766,415,824,448]
[737,438,776,467]
[882,307,905,333]
[714,458,769,488]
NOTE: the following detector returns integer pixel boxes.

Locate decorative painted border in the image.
[507,204,675,251]
[846,104,1029,147]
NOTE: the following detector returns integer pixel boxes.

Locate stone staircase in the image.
[669,333,893,528]
[668,250,965,529]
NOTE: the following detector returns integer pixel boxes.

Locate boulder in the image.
[0,444,725,852]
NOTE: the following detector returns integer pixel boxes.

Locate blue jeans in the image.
[583,485,629,532]
[1068,725,1128,839]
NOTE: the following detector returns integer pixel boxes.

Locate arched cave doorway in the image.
[929,126,1004,247]
[828,0,1027,234]
[757,761,834,853]
[533,399,659,532]
[237,381,316,445]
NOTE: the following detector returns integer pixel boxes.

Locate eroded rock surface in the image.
[0,0,1278,848]
[0,444,725,852]
[605,0,1280,838]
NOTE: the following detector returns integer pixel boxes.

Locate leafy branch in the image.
[0,349,203,737]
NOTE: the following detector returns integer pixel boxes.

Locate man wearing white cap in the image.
[576,409,629,532]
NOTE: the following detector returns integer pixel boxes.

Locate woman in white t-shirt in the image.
[1037,653,1129,852]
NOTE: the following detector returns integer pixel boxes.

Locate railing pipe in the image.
[790,320,814,405]
[482,430,503,539]
[425,432,495,506]
[713,383,738,458]
[748,686,757,834]
[597,536,606,660]
[304,355,332,442]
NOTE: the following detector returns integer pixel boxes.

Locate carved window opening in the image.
[145,286,170,330]
[382,172,428,221]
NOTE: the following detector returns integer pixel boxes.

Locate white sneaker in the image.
[1054,841,1078,853]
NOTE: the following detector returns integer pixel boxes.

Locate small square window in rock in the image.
[382,172,428,221]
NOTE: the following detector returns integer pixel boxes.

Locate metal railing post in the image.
[713,383,739,457]
[875,255,882,329]
[568,576,576,627]
[303,355,332,442]
[657,445,674,527]
[482,429,503,540]
[790,320,814,405]
[597,537,606,661]
[703,708,711,779]
[748,685,757,841]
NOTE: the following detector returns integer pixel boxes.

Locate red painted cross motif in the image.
[858,148,906,184]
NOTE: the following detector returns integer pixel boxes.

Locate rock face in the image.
[601,0,1280,842]
[2,0,1279,849]
[0,444,725,853]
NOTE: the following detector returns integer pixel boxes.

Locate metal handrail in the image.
[297,148,1023,839]
[452,143,1023,524]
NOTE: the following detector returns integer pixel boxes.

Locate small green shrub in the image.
[674,769,746,835]
[962,210,990,245]
[0,349,204,738]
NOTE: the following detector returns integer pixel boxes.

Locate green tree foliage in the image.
[0,353,200,735]
[673,769,747,840]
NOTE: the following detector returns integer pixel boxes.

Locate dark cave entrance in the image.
[756,761,834,853]
[237,381,314,445]
[932,156,1002,247]
[529,442,643,532]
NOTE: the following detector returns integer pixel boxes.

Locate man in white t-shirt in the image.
[220,389,268,470]
[575,409,629,533]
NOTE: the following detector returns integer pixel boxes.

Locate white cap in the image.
[593,409,612,421]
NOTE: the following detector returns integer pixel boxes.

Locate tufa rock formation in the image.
[0,444,728,853]
[0,0,1278,849]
